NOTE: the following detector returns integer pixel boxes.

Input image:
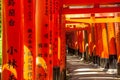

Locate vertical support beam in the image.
[94,23,103,65]
[90,25,96,63]
[77,31,79,56]
[58,12,61,80]
[60,14,66,80]
[78,31,81,57]
[72,31,78,55]
[75,31,78,55]
[36,0,53,80]
[78,31,84,58]
[114,22,120,76]
[23,0,36,79]
[84,30,88,61]
[81,31,85,58]
[53,0,60,80]
[87,26,94,62]
[49,0,53,80]
[2,0,24,79]
[97,24,103,66]
[101,23,109,69]
[78,31,81,58]
[94,24,99,64]
[107,23,117,69]
[88,27,91,57]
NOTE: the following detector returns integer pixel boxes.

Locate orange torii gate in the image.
[63,0,120,77]
[2,0,120,80]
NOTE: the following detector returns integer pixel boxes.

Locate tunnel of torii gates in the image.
[1,0,120,80]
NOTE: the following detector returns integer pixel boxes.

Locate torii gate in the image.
[1,0,120,80]
[63,0,120,77]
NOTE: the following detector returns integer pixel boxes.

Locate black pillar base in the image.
[84,52,87,61]
[53,66,60,80]
[60,69,66,80]
[109,55,117,69]
[89,53,93,62]
[93,55,98,64]
[97,56,100,66]
[68,47,74,55]
[74,49,78,55]
[100,58,109,69]
[93,55,96,64]
[78,52,82,58]
[117,63,120,77]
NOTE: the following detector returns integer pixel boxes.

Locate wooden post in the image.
[23,0,36,79]
[107,23,117,69]
[101,23,109,69]
[53,0,61,80]
[2,0,24,79]
[36,0,53,80]
[60,14,66,80]
[114,22,120,76]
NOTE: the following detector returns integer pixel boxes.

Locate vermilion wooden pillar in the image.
[101,23,109,68]
[95,24,99,58]
[70,31,78,55]
[53,0,60,68]
[114,22,120,76]
[48,0,53,80]
[36,0,52,80]
[93,24,98,64]
[92,24,97,64]
[2,0,24,79]
[107,23,117,68]
[97,24,103,66]
[53,0,60,80]
[78,30,84,58]
[88,27,92,56]
[107,23,116,55]
[78,31,82,57]
[81,31,85,58]
[23,0,36,79]
[74,31,78,55]
[90,25,96,62]
[87,26,95,62]
[60,14,66,80]
[94,23,103,65]
[77,30,85,59]
[101,23,109,58]
[58,14,61,80]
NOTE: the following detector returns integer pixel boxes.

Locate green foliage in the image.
[0,41,1,64]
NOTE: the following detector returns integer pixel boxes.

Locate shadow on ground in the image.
[66,55,120,80]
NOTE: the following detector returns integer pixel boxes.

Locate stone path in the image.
[66,55,120,80]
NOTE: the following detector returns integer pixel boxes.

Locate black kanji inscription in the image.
[8,0,15,6]
[8,59,17,68]
[9,19,15,26]
[9,74,16,80]
[7,46,17,55]
[9,9,15,16]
